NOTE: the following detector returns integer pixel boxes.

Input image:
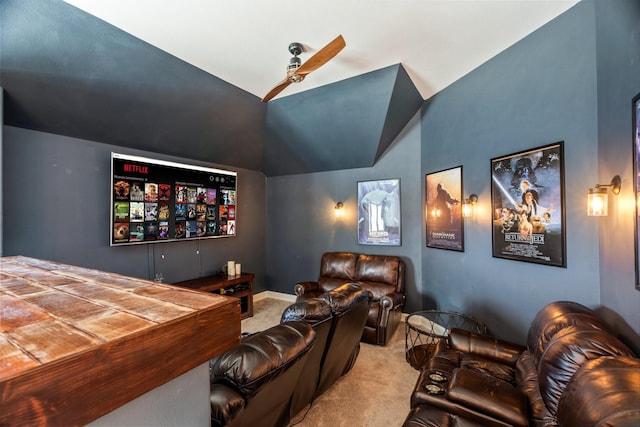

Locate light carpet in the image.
[241,297,419,427]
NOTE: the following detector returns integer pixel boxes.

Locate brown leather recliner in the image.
[294,251,405,346]
[280,283,372,418]
[209,321,316,427]
[407,301,640,427]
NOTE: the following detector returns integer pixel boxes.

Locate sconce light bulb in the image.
[462,194,478,218]
[587,186,608,216]
[462,203,472,218]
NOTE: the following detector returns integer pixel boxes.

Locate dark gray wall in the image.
[263,0,639,346]
[595,0,640,347]
[263,65,422,176]
[0,88,3,256]
[1,0,265,172]
[265,113,423,313]
[2,126,267,290]
[420,0,639,346]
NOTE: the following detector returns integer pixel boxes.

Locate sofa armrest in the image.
[449,328,525,367]
[380,292,405,310]
[294,281,320,296]
[210,383,245,427]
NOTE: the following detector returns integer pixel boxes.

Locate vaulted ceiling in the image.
[0,0,579,176]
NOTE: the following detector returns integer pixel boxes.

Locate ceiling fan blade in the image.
[261,35,346,102]
[261,77,293,102]
[295,35,346,77]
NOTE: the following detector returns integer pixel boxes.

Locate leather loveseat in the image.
[294,251,405,346]
[209,283,371,427]
[403,301,640,427]
[281,283,372,418]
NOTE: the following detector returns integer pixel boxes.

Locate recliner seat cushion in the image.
[447,368,528,427]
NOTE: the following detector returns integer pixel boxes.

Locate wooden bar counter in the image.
[0,256,240,426]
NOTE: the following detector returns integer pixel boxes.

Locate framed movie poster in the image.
[491,142,566,267]
[633,93,640,290]
[426,166,463,251]
[357,178,401,246]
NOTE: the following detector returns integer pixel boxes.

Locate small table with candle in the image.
[174,273,254,319]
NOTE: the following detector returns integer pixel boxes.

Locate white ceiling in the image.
[63,0,580,101]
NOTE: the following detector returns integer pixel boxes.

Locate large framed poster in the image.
[111,153,237,246]
[491,142,566,267]
[633,93,640,290]
[357,178,401,246]
[425,166,463,251]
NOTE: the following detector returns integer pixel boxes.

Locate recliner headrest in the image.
[210,321,316,397]
[280,298,333,324]
[319,283,371,315]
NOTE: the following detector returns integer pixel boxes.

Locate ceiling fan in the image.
[261,35,346,102]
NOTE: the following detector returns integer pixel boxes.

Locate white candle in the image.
[235,263,241,276]
[227,261,235,276]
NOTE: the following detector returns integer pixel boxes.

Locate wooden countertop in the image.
[0,256,240,426]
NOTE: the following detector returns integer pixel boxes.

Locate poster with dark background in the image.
[426,166,463,251]
[491,142,566,267]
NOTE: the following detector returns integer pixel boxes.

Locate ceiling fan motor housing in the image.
[288,42,304,56]
[287,56,301,72]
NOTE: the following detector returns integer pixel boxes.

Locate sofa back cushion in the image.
[354,254,402,297]
[526,301,610,367]
[210,321,316,397]
[318,252,358,292]
[316,283,372,395]
[280,299,334,417]
[556,356,640,427]
[537,326,635,416]
[281,298,333,325]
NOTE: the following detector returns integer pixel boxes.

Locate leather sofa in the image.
[403,301,640,427]
[280,283,372,419]
[294,251,405,346]
[209,283,371,427]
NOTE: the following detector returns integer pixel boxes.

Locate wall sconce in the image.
[462,194,478,218]
[334,202,344,218]
[587,175,621,216]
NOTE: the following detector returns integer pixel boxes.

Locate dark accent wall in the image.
[1,1,422,179]
[595,0,640,348]
[2,126,267,290]
[420,0,639,346]
[263,64,423,176]
[265,112,423,313]
[1,0,265,171]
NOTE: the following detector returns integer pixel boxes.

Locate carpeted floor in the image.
[241,297,419,427]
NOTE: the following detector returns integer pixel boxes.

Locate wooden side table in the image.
[174,273,254,319]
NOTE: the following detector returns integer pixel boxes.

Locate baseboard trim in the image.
[253,290,297,303]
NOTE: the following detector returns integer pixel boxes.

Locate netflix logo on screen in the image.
[123,164,149,174]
